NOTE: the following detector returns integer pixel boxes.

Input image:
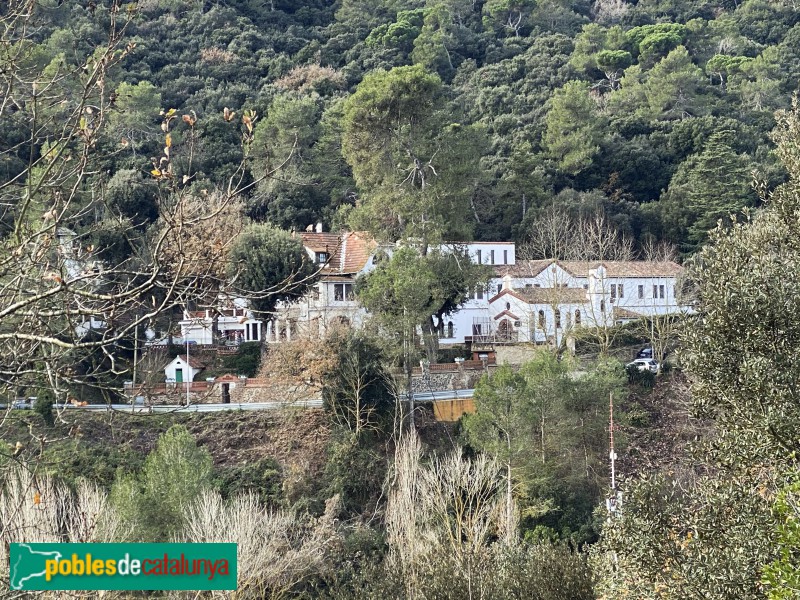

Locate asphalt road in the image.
[1,400,323,413]
[1,390,474,413]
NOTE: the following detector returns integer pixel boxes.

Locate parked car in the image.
[627,358,659,373]
[11,398,33,409]
[636,346,653,359]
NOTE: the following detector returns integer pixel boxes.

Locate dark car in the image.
[636,346,653,359]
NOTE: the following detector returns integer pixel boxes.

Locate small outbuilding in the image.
[164,354,204,383]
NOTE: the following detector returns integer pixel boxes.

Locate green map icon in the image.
[10,544,63,590]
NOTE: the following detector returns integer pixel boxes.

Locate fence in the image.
[411,357,496,375]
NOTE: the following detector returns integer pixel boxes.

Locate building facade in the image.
[208,230,691,348]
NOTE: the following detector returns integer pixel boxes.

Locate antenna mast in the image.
[609,390,617,490]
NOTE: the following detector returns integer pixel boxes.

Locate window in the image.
[659,284,665,299]
[525,283,532,289]
[555,310,561,329]
[618,284,624,298]
[638,285,644,299]
[575,309,581,325]
[611,285,616,300]
[497,284,502,295]
[583,284,589,289]
[503,249,508,264]
[505,302,511,310]
[477,249,482,264]
[316,252,328,264]
[600,300,605,313]
[476,286,484,300]
[611,284,623,300]
[490,249,495,265]
[447,321,454,338]
[334,283,354,301]
[472,323,483,335]
[538,310,545,329]
[653,284,658,299]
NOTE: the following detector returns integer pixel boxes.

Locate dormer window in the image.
[316,252,329,264]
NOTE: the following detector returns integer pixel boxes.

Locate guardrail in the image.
[2,400,323,413]
[411,359,495,375]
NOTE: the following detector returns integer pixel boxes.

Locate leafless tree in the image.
[385,433,511,599]
[578,213,636,261]
[181,489,340,599]
[0,2,304,414]
[592,0,630,23]
[640,236,679,262]
[1,466,128,591]
[520,207,578,261]
[521,208,634,262]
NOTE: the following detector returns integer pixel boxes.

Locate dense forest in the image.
[3,0,800,598]
[3,0,797,253]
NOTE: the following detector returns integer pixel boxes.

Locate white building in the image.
[463,259,690,345]
[265,231,378,341]
[180,298,263,346]
[263,231,691,348]
[428,242,516,344]
[164,354,204,383]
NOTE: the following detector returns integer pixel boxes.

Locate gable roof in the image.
[516,287,588,304]
[494,309,520,321]
[299,231,377,275]
[169,354,204,369]
[498,259,683,279]
[613,306,644,320]
[489,286,587,305]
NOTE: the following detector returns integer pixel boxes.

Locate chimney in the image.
[315,222,323,233]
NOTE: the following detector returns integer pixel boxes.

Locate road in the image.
[1,400,323,413]
[1,390,475,413]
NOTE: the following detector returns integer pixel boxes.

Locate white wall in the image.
[164,356,201,383]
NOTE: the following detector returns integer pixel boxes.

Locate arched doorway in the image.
[497,319,513,341]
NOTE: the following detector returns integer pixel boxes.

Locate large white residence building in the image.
[266,232,690,346]
[174,230,690,348]
[470,259,689,345]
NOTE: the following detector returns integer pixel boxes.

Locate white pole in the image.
[186,337,190,406]
[609,391,616,490]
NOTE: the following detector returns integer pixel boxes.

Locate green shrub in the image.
[436,346,471,363]
[315,541,594,600]
[322,431,386,517]
[222,342,262,377]
[214,457,282,505]
[34,391,54,427]
[110,425,212,541]
[626,365,656,388]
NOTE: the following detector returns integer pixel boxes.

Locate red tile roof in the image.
[498,260,683,278]
[613,306,644,320]
[174,354,204,369]
[489,286,587,305]
[299,231,377,275]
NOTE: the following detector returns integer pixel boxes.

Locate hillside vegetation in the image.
[3,0,800,597]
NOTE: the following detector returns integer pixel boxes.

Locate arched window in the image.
[447,321,454,338]
[555,310,561,329]
[538,310,545,329]
[575,309,581,325]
